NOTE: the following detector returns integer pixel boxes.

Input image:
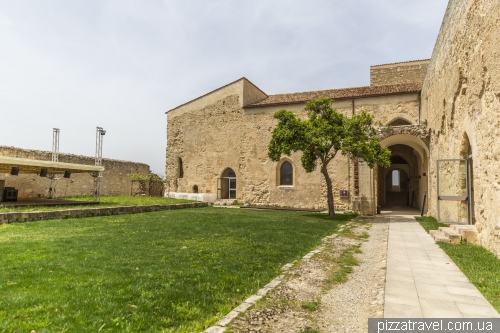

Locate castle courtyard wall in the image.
[0,146,149,198]
[422,0,500,255]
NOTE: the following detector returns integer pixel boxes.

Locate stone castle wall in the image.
[422,0,500,255]
[166,93,336,210]
[370,60,429,86]
[0,146,150,198]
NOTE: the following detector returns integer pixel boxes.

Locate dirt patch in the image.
[227,219,388,333]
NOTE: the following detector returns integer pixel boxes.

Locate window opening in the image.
[392,170,400,186]
[280,161,293,185]
[178,158,184,178]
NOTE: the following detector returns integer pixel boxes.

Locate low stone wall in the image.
[0,146,150,198]
[0,202,208,224]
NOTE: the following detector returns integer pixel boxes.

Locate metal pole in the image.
[93,127,105,202]
[52,128,60,162]
[49,128,60,199]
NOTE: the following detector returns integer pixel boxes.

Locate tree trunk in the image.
[321,164,335,218]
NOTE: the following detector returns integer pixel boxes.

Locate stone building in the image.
[165,59,430,213]
[166,0,500,256]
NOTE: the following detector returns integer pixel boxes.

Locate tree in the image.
[129,172,168,196]
[268,97,391,217]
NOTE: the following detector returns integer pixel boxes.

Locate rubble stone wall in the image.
[0,146,149,198]
[370,60,429,86]
[422,0,500,255]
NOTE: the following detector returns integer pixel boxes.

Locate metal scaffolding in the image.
[49,128,60,198]
[93,127,106,202]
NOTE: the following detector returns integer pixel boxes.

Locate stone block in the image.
[218,310,240,327]
[233,302,253,313]
[244,295,263,304]
[205,326,225,333]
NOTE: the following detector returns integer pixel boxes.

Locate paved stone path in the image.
[382,208,500,318]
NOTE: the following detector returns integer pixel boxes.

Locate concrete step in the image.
[439,227,461,243]
[449,225,478,244]
[433,233,451,243]
[451,225,477,232]
[431,225,478,244]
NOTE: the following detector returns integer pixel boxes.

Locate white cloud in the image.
[0,0,448,175]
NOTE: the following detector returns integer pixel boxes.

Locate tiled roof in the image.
[370,59,430,67]
[243,82,422,108]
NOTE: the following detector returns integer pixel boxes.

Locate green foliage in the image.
[268,98,391,216]
[0,196,193,213]
[414,216,449,233]
[301,301,319,312]
[129,172,167,196]
[129,172,166,184]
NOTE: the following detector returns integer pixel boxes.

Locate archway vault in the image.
[377,134,429,212]
[380,134,429,160]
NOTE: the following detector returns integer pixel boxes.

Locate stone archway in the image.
[378,134,429,212]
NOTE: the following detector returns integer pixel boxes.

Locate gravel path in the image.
[228,218,389,333]
[316,220,388,332]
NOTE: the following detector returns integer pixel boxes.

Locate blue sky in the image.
[0,1,448,175]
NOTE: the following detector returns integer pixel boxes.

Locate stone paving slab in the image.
[382,210,500,318]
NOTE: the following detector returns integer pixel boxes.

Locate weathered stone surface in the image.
[0,145,150,198]
[370,60,429,86]
[218,310,240,327]
[166,78,421,211]
[0,202,208,224]
[422,0,500,256]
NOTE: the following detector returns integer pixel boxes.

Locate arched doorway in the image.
[378,134,429,212]
[217,168,236,199]
[384,157,411,206]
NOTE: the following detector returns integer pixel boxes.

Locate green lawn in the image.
[0,207,354,332]
[0,195,194,213]
[414,215,449,233]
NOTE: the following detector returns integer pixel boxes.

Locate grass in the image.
[327,245,361,285]
[437,242,500,312]
[415,216,500,313]
[414,215,449,233]
[300,301,318,312]
[0,195,194,213]
[0,207,355,332]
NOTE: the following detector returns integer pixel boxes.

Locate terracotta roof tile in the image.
[243,82,422,108]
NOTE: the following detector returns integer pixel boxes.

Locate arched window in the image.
[392,170,400,186]
[222,168,236,178]
[178,158,184,178]
[280,161,293,185]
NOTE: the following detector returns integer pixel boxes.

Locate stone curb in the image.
[0,202,208,224]
[203,223,348,332]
